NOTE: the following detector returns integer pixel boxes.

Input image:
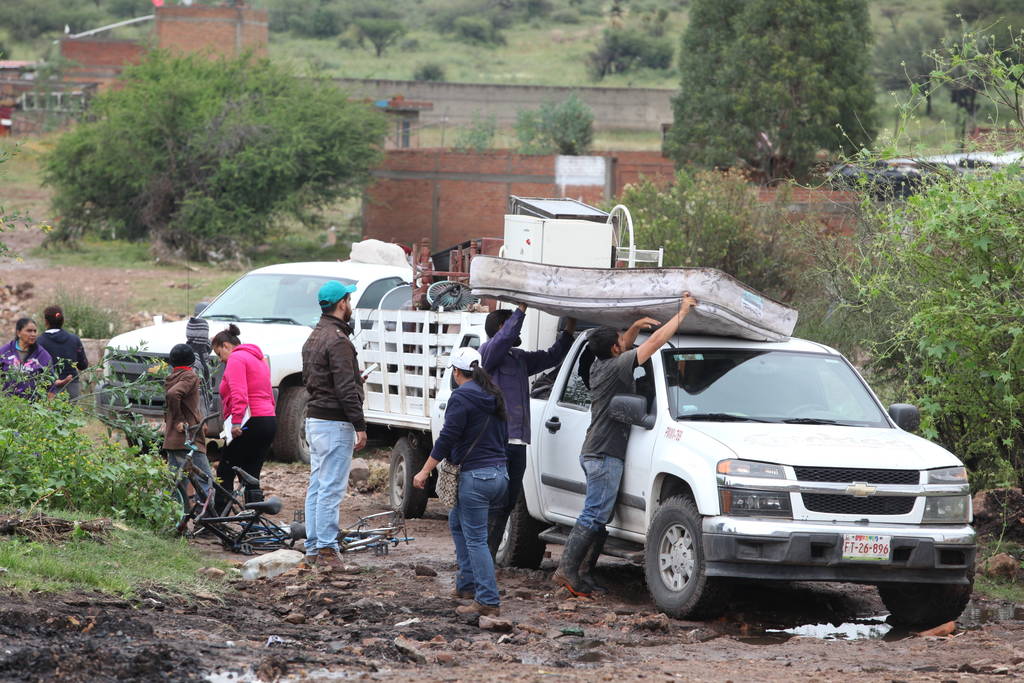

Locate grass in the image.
[0,512,228,598]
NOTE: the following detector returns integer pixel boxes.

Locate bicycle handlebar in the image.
[184,413,221,443]
[232,466,260,487]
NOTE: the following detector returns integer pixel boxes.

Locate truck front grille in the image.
[794,466,920,485]
[802,493,916,516]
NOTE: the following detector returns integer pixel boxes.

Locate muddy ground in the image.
[1,462,1023,682]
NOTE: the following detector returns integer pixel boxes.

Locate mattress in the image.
[469,256,798,342]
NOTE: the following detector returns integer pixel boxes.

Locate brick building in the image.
[155,4,268,58]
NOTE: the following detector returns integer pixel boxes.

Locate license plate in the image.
[842,534,891,562]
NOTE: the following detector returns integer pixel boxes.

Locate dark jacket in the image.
[479,308,573,443]
[429,380,508,471]
[37,329,89,380]
[163,367,206,453]
[302,314,366,429]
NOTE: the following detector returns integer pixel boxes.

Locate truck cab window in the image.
[559,346,593,409]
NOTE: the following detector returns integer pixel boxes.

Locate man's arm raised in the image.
[635,293,698,365]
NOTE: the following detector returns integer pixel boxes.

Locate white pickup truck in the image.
[418,327,976,625]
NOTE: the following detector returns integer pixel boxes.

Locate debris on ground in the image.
[240,549,305,580]
[0,514,111,543]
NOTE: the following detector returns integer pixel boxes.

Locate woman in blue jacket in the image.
[414,346,508,617]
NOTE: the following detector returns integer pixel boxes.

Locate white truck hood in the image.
[681,422,963,471]
[106,320,313,386]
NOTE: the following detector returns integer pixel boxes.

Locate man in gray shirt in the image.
[553,293,698,597]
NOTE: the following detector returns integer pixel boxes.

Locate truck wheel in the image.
[877,572,974,627]
[389,436,429,518]
[272,386,309,464]
[496,494,547,569]
[644,495,723,619]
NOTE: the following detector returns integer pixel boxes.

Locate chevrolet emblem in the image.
[846,482,877,497]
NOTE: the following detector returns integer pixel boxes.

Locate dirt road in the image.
[1,461,1022,682]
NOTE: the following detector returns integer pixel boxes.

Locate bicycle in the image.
[173,415,304,555]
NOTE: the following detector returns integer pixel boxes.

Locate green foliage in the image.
[588,28,674,80]
[667,0,878,179]
[875,17,946,104]
[0,395,178,530]
[551,8,582,24]
[44,52,387,262]
[413,62,447,82]
[515,93,594,155]
[451,16,506,46]
[40,288,123,339]
[354,17,406,57]
[453,113,498,152]
[619,170,807,302]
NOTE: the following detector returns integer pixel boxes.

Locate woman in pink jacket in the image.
[212,324,276,506]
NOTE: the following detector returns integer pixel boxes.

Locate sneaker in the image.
[455,601,500,617]
[450,588,476,600]
[319,548,347,572]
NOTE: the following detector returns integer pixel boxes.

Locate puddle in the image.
[958,601,1024,628]
[735,615,900,645]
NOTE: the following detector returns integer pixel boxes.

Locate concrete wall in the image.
[156,5,268,58]
[337,78,674,131]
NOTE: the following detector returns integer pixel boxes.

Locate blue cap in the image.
[318,281,357,308]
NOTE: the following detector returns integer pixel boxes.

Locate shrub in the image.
[588,28,673,79]
[0,395,178,531]
[452,16,505,46]
[413,62,447,82]
[515,93,594,155]
[42,288,123,339]
[454,113,498,152]
[551,8,582,23]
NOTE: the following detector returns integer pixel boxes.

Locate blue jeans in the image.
[576,454,625,533]
[450,465,508,606]
[304,418,355,554]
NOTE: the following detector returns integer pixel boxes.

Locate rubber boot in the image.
[486,512,508,560]
[551,524,596,597]
[578,529,608,595]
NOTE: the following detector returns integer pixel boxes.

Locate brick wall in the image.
[60,39,146,89]
[364,149,861,248]
[156,5,268,58]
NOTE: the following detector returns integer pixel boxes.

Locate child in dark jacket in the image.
[37,306,90,400]
[163,344,214,511]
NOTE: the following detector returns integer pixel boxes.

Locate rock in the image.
[479,615,514,632]
[351,597,384,609]
[196,567,226,580]
[557,601,577,612]
[283,612,306,624]
[349,458,370,484]
[326,641,348,654]
[449,638,470,651]
[435,652,456,665]
[982,553,1021,579]
[414,564,438,577]
[394,636,427,664]
[634,614,670,632]
[973,490,994,520]
[517,623,546,635]
[241,549,305,581]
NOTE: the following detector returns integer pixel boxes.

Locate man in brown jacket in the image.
[163,343,214,511]
[301,281,367,569]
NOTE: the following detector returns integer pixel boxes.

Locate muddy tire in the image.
[272,385,309,464]
[389,435,429,518]
[878,572,974,627]
[496,494,547,569]
[644,495,722,619]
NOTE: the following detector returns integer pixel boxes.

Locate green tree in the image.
[588,28,673,80]
[454,113,498,152]
[875,18,946,116]
[666,0,877,179]
[515,93,594,155]
[354,17,406,57]
[44,52,386,262]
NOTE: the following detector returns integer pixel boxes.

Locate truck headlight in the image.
[719,489,793,517]
[923,495,970,523]
[925,466,967,485]
[717,459,786,479]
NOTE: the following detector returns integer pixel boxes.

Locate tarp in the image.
[470,256,798,342]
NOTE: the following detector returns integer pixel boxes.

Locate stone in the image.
[516,623,545,635]
[478,615,514,632]
[449,638,470,651]
[349,458,370,484]
[634,614,670,632]
[394,636,427,664]
[241,549,305,581]
[196,567,226,580]
[283,612,306,624]
[983,552,1021,579]
[413,564,438,577]
[973,490,994,520]
[435,652,456,665]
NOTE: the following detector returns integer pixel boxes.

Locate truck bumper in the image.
[702,516,975,585]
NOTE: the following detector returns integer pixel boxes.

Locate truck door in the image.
[537,340,592,522]
[608,358,659,535]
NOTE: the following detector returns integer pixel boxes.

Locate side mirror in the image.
[888,403,920,432]
[194,301,210,316]
[609,393,655,430]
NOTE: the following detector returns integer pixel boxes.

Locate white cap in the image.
[449,346,482,371]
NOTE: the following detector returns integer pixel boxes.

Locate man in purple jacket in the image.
[480,303,576,556]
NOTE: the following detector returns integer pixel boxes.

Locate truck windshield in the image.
[663,349,889,427]
[201,274,355,328]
